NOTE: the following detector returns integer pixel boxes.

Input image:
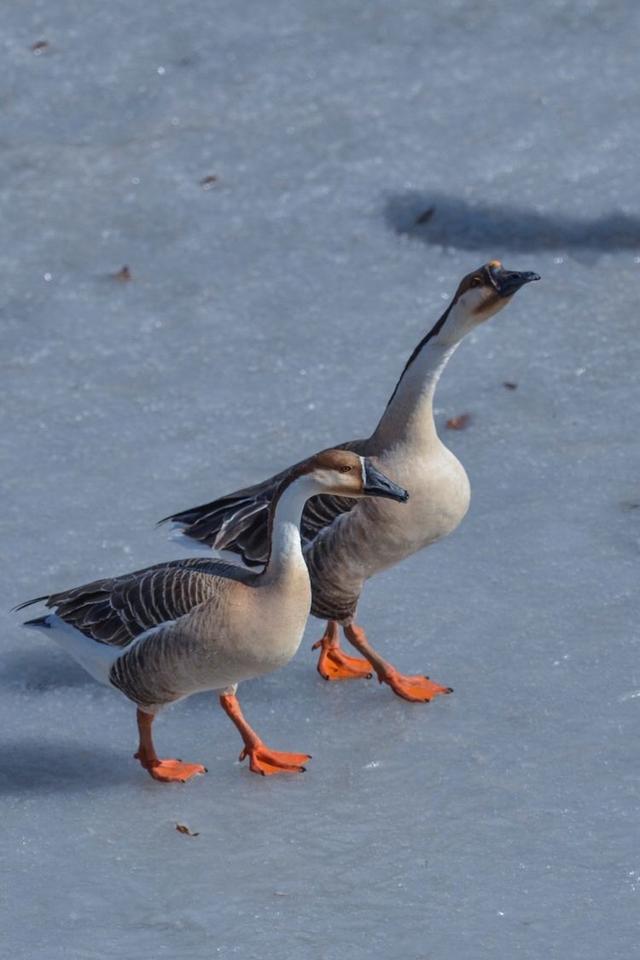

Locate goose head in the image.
[434,260,540,345]
[299,450,409,502]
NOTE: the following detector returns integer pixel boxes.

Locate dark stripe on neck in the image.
[385,302,453,408]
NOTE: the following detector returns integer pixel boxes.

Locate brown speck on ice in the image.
[446,413,471,430]
[415,207,435,225]
[31,40,49,54]
[176,823,199,837]
[112,265,132,282]
[200,175,218,190]
[503,381,518,390]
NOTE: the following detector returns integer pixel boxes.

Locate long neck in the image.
[371,311,461,448]
[261,477,315,584]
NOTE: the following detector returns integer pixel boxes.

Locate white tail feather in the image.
[26,615,123,686]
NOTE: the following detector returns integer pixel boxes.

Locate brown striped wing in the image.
[27,557,257,646]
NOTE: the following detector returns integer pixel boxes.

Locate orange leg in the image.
[219,693,311,776]
[134,709,207,783]
[343,623,453,703]
[312,619,373,681]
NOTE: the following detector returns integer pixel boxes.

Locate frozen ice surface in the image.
[1,2,639,958]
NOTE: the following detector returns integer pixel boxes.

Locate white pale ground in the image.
[1,2,638,958]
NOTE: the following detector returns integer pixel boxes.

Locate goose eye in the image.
[338,465,352,474]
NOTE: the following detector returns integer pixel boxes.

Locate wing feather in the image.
[162,440,367,564]
[17,557,257,646]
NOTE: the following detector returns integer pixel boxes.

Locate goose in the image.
[15,450,408,781]
[161,261,539,703]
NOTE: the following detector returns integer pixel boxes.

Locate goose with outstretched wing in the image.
[16,451,407,781]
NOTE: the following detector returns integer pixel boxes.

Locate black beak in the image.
[489,265,541,298]
[363,460,409,503]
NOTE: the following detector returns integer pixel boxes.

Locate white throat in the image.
[372,330,460,448]
[263,476,318,582]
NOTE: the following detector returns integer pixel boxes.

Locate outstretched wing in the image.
[161,440,366,565]
[15,557,256,646]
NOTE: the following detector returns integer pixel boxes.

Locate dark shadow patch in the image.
[0,648,92,691]
[384,191,640,253]
[0,739,132,794]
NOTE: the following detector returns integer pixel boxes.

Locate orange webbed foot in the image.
[135,754,207,783]
[239,743,311,776]
[312,636,373,681]
[378,668,453,703]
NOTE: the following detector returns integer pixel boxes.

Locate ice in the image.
[1,2,639,958]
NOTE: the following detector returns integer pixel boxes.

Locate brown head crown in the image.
[453,260,540,315]
[282,449,409,502]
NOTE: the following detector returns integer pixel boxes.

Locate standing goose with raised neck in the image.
[15,451,407,781]
[162,261,539,702]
